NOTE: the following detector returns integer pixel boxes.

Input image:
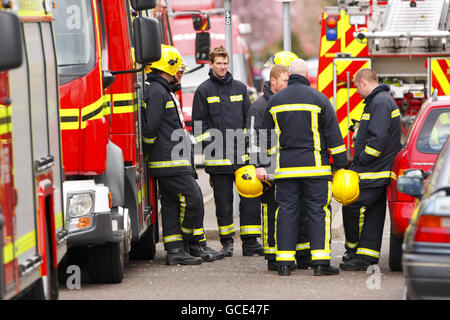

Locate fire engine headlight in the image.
[68,192,94,218]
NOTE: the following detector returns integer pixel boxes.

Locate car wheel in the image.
[389,227,403,271]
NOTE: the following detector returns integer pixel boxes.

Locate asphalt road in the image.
[59,169,405,301]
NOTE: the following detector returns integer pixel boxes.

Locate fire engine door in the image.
[428,57,450,97]
[333,57,371,159]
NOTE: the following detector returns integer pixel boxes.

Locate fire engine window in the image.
[54,0,96,84]
[96,0,109,72]
[417,108,450,154]
[23,23,50,159]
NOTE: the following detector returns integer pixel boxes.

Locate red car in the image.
[388,95,450,271]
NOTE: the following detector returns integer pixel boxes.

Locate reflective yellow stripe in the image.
[311,111,322,166]
[80,97,104,129]
[207,96,220,103]
[60,108,80,130]
[270,103,321,115]
[205,159,232,166]
[230,94,243,102]
[240,225,262,236]
[364,145,381,157]
[163,234,183,243]
[361,113,370,121]
[274,165,332,179]
[165,101,175,109]
[276,250,296,261]
[195,132,211,142]
[345,241,358,249]
[267,146,277,156]
[262,203,269,250]
[3,231,37,264]
[329,144,346,155]
[178,193,186,227]
[311,249,331,261]
[3,242,13,264]
[148,160,191,168]
[193,228,205,236]
[55,211,63,230]
[0,104,11,135]
[143,136,157,144]
[296,242,310,251]
[359,206,366,238]
[324,181,332,252]
[112,93,135,114]
[359,171,394,180]
[391,109,400,118]
[356,247,380,259]
[219,224,235,236]
[241,154,250,162]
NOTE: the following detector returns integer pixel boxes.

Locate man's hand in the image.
[256,167,268,182]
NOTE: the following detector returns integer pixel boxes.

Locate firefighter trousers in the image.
[261,185,310,261]
[158,174,202,250]
[342,185,387,263]
[275,179,332,266]
[209,174,261,241]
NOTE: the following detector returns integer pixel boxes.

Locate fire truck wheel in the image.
[389,227,403,271]
[87,242,125,283]
[129,223,156,260]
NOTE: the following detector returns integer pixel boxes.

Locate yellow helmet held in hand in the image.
[332,169,360,206]
[235,165,264,198]
[148,44,182,76]
[264,51,299,67]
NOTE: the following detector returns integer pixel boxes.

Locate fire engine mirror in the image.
[192,13,210,31]
[195,32,210,65]
[133,17,161,65]
[102,71,116,90]
[130,0,156,10]
[0,11,23,72]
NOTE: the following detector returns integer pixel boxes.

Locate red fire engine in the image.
[318,0,450,157]
[1,0,67,300]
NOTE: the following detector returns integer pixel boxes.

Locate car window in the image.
[416,108,450,154]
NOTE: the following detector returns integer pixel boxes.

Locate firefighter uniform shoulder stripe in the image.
[207,96,221,103]
[230,94,243,102]
[364,145,382,157]
[391,109,400,118]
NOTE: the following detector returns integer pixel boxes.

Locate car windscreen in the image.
[181,54,248,93]
[416,107,450,154]
[54,0,96,85]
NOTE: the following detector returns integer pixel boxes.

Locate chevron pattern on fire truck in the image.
[431,58,450,96]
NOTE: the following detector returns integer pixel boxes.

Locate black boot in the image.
[220,238,234,257]
[339,256,374,271]
[242,238,264,256]
[342,250,356,263]
[201,243,225,260]
[314,264,340,276]
[267,260,277,271]
[166,247,203,265]
[278,265,291,276]
[296,254,312,270]
[189,243,216,262]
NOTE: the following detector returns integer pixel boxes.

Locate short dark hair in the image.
[209,45,229,64]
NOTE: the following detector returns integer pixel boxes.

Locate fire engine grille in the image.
[383,0,447,33]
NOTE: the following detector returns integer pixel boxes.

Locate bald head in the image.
[289,59,309,78]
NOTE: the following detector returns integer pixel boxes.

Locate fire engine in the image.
[53,0,165,283]
[1,0,67,299]
[318,0,450,157]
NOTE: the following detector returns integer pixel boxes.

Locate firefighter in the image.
[169,60,225,261]
[142,44,203,265]
[340,68,401,271]
[192,45,263,257]
[247,62,312,271]
[257,59,348,276]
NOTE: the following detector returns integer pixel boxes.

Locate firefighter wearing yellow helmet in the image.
[142,44,222,265]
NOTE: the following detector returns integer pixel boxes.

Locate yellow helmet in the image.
[234,165,264,198]
[332,169,360,206]
[264,51,299,67]
[148,44,182,76]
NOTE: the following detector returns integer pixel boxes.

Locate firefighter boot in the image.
[278,265,292,276]
[314,264,340,276]
[242,238,264,256]
[339,256,374,271]
[219,238,234,257]
[166,247,203,265]
[342,250,356,263]
[296,254,312,270]
[268,260,297,271]
[201,243,225,260]
[189,242,216,262]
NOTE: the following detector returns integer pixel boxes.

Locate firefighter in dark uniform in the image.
[340,68,401,271]
[142,45,204,265]
[192,46,263,257]
[247,62,312,271]
[169,60,224,261]
[258,59,348,276]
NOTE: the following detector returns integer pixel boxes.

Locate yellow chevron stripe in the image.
[432,59,450,95]
[318,62,334,92]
